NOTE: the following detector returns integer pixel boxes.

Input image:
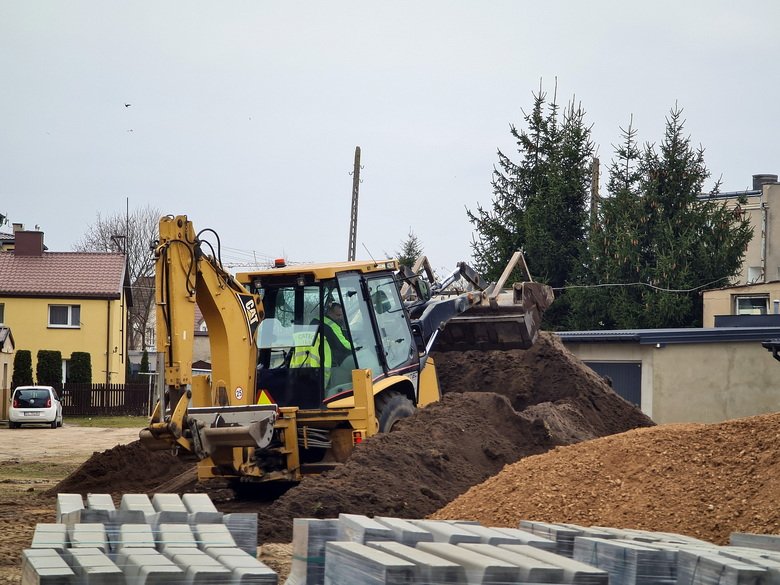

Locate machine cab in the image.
[246,263,417,409]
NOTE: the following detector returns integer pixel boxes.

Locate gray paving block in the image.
[460,542,565,583]
[367,540,467,584]
[457,524,532,545]
[182,493,224,524]
[409,520,482,544]
[325,541,416,585]
[677,549,767,585]
[158,523,198,552]
[519,520,581,557]
[30,524,68,551]
[116,523,156,550]
[152,493,188,513]
[195,523,237,550]
[374,516,434,546]
[499,544,609,584]
[224,512,259,556]
[573,536,677,584]
[217,553,278,584]
[417,541,522,584]
[164,547,232,583]
[490,527,557,551]
[86,493,116,511]
[120,494,156,515]
[556,523,618,539]
[56,493,84,523]
[21,548,75,585]
[67,523,108,551]
[286,518,339,585]
[719,548,780,585]
[731,533,780,553]
[64,548,123,585]
[338,513,395,544]
[118,548,185,585]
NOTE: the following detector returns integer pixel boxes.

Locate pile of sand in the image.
[431,412,780,544]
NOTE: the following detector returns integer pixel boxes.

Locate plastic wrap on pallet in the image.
[417,541,523,584]
[285,517,339,585]
[573,536,677,585]
[518,520,581,557]
[21,492,278,585]
[459,542,566,583]
[367,540,467,584]
[499,543,609,584]
[719,547,780,585]
[338,513,395,543]
[324,541,416,585]
[374,516,435,546]
[730,533,780,553]
[409,520,482,544]
[489,527,557,551]
[676,549,767,585]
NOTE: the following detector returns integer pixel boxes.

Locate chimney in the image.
[11,223,23,233]
[753,174,778,190]
[14,230,45,257]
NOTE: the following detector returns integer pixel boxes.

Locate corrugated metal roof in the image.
[558,326,780,345]
[0,251,126,298]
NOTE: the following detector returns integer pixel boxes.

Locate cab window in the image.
[366,275,415,370]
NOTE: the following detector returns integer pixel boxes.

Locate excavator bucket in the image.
[403,251,554,352]
[435,281,554,351]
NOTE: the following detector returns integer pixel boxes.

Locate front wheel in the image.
[375,391,415,433]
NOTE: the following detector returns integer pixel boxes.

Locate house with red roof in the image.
[0,229,131,385]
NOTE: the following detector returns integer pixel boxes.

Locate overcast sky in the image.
[2,1,779,275]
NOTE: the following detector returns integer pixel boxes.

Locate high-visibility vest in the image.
[290,330,328,369]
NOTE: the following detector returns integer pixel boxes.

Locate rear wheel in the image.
[375,391,415,433]
[50,420,57,429]
[9,422,20,429]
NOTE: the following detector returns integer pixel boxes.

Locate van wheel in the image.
[50,420,57,429]
[9,422,20,429]
[375,391,415,433]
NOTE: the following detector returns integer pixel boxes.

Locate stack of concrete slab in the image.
[573,537,677,584]
[22,492,277,585]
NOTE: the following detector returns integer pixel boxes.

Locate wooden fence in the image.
[61,382,151,416]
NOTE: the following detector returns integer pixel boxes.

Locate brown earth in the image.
[46,333,653,546]
[430,412,780,545]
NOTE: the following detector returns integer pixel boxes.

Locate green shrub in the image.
[69,352,92,384]
[36,349,62,388]
[11,350,33,388]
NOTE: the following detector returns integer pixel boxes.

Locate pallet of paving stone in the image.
[676,549,767,585]
[285,518,340,585]
[519,520,581,557]
[573,536,677,585]
[324,541,417,585]
[730,533,780,553]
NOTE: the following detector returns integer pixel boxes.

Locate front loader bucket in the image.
[435,281,553,352]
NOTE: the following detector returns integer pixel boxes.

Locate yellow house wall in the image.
[563,339,777,424]
[1,296,126,384]
[702,282,780,327]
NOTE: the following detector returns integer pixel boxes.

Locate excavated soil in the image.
[431,412,780,545]
[49,332,653,544]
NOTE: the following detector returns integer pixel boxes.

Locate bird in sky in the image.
[124,103,131,108]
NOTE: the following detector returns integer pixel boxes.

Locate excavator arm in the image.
[140,216,276,463]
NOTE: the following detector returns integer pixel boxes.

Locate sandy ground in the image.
[0,424,142,463]
[0,423,142,583]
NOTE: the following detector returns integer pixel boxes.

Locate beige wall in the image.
[702,282,780,327]
[563,340,778,424]
[0,296,127,384]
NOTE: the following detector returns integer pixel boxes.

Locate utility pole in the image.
[347,146,361,261]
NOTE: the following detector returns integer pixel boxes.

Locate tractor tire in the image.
[375,391,415,433]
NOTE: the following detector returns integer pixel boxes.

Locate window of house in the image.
[145,326,156,347]
[48,304,81,328]
[0,303,4,324]
[735,296,769,315]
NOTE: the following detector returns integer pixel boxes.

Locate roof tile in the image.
[0,251,126,298]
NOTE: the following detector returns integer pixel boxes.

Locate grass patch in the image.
[66,415,147,428]
[0,460,78,481]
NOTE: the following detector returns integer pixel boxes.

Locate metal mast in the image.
[347,146,361,261]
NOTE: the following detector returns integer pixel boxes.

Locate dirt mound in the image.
[51,331,653,543]
[48,441,193,496]
[224,392,558,542]
[431,412,780,545]
[433,332,653,440]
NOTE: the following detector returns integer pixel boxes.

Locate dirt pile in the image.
[50,332,653,542]
[433,332,653,442]
[49,442,192,495]
[431,412,780,545]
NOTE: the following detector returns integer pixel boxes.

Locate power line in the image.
[554,277,729,294]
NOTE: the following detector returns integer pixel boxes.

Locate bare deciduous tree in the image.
[73,205,161,351]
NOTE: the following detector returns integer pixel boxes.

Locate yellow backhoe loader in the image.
[140,215,553,486]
